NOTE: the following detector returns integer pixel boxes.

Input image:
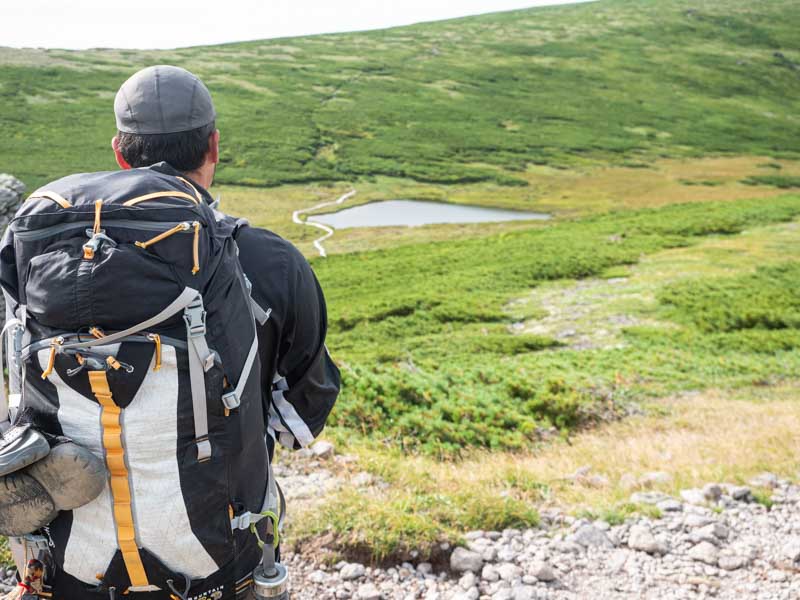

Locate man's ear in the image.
[207,129,220,165]
[111,136,132,170]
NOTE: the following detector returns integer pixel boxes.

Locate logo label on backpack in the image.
[189,586,224,600]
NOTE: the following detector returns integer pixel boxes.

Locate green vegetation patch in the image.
[301,487,539,563]
[0,537,10,568]
[742,175,800,189]
[318,195,800,454]
[659,262,800,332]
[336,367,618,455]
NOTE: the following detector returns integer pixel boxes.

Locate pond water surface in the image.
[307,200,551,229]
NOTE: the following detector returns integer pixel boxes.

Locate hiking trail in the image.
[293,190,357,257]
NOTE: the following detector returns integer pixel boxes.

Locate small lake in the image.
[307,200,551,229]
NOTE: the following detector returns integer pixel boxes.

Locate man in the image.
[112,64,340,453]
[0,64,340,600]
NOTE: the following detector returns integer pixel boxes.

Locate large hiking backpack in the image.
[0,168,278,600]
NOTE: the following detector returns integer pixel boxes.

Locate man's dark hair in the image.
[116,121,215,172]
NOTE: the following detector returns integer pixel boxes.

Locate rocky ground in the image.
[280,458,800,600]
[2,446,799,599]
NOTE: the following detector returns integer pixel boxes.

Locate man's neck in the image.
[183,168,212,190]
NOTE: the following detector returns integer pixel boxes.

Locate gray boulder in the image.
[680,488,707,506]
[569,524,616,549]
[628,524,669,555]
[782,538,800,563]
[527,560,556,582]
[357,583,382,600]
[718,554,750,571]
[688,541,718,566]
[0,174,24,220]
[450,547,484,573]
[340,562,367,580]
[0,174,25,326]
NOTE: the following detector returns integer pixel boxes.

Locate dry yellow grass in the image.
[528,156,800,215]
[288,383,800,557]
[408,383,800,512]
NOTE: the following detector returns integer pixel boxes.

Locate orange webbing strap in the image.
[93,199,103,234]
[147,334,162,371]
[123,191,199,207]
[192,221,201,275]
[87,371,149,588]
[27,191,72,208]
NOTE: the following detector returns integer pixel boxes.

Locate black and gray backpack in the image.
[0,167,279,599]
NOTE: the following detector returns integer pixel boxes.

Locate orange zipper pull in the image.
[147,333,162,371]
[134,221,201,275]
[135,222,190,249]
[90,327,105,339]
[106,356,122,371]
[41,337,63,379]
[192,221,201,275]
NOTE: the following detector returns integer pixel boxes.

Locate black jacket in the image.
[150,164,342,451]
[236,221,341,450]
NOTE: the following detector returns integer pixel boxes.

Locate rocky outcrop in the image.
[0,174,25,323]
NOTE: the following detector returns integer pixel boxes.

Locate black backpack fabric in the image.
[0,168,278,600]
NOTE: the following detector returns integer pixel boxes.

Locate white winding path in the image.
[292,189,356,257]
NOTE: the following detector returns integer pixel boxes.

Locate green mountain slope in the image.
[1,0,799,192]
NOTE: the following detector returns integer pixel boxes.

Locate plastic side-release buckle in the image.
[231,511,253,531]
[21,533,51,552]
[222,390,240,410]
[184,300,207,337]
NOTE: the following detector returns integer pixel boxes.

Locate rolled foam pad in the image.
[0,471,58,536]
[26,442,107,510]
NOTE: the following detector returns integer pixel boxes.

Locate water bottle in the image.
[252,542,289,600]
[253,561,289,600]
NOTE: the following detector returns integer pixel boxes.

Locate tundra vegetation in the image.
[1,0,799,563]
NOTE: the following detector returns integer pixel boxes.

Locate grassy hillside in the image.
[2,0,800,192]
[2,0,800,564]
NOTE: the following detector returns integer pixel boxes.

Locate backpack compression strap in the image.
[86,370,150,587]
[184,296,215,462]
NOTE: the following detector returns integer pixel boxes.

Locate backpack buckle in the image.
[222,391,240,410]
[231,511,252,530]
[184,299,207,337]
[22,533,51,553]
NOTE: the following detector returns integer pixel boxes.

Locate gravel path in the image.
[285,475,800,600]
